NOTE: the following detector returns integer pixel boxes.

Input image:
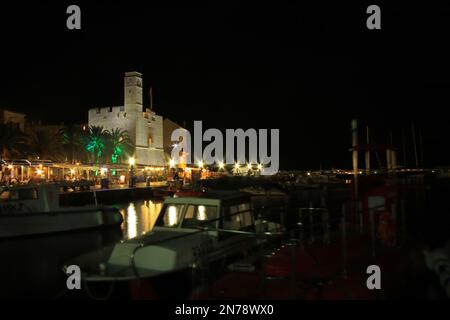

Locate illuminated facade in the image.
[0,109,26,131]
[88,72,165,166]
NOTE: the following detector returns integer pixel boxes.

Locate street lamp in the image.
[234,162,240,175]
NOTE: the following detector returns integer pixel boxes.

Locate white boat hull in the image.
[0,207,123,238]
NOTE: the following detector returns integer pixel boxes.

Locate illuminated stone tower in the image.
[124,71,143,112]
[88,71,165,166]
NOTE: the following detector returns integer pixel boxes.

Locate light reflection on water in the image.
[118,200,163,240]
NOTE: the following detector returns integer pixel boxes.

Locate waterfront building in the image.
[88,72,165,167]
[0,109,26,132]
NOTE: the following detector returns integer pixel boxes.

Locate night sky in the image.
[1,2,450,170]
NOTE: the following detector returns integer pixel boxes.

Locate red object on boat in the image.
[174,190,203,197]
[152,189,176,198]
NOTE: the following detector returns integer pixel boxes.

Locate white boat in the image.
[0,184,123,238]
[70,191,273,298]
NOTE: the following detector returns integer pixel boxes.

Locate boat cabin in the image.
[0,184,60,214]
[102,191,259,279]
[154,191,255,237]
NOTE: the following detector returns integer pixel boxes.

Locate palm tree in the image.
[85,125,107,164]
[59,124,86,163]
[105,128,134,164]
[30,130,64,161]
[0,123,28,159]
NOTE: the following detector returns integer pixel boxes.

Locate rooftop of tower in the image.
[125,71,142,77]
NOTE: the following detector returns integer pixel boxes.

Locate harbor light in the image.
[218,161,225,170]
[247,163,252,170]
[234,162,239,170]
[198,160,204,168]
[169,159,176,168]
[128,157,136,166]
[257,163,263,171]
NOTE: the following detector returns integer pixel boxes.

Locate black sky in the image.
[1,2,450,169]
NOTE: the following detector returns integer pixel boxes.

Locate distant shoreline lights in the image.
[170,121,279,175]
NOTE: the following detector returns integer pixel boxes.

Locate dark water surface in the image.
[0,199,162,299]
[0,179,447,299]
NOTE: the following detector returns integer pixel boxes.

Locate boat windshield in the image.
[0,188,38,201]
[154,203,219,229]
[0,190,10,201]
[155,204,186,228]
[181,205,218,229]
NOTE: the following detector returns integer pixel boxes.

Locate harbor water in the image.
[0,199,163,299]
[0,177,447,300]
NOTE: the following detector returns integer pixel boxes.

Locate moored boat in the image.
[0,184,123,238]
[66,191,271,299]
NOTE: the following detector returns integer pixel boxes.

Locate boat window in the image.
[154,204,186,228]
[181,205,218,229]
[238,203,250,212]
[0,189,38,201]
[9,191,19,201]
[184,205,196,219]
[0,191,11,201]
[222,202,254,232]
